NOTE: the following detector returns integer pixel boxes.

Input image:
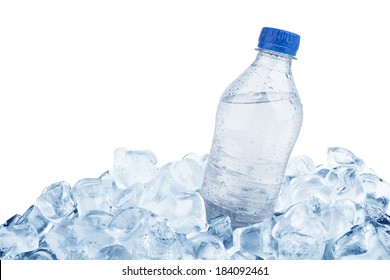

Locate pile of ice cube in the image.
[1,147,390,260]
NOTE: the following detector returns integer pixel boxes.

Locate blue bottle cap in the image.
[258,27,300,56]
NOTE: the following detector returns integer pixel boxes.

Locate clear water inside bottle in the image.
[201,91,303,229]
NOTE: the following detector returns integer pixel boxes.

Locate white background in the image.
[0,0,389,223]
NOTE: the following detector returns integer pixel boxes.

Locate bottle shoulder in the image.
[221,65,298,100]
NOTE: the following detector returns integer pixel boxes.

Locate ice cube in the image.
[327,147,364,167]
[36,181,76,223]
[324,223,389,260]
[285,155,316,177]
[232,217,278,259]
[272,203,327,241]
[377,230,390,256]
[365,204,390,229]
[140,166,207,234]
[232,223,263,257]
[113,148,158,189]
[2,214,21,227]
[168,192,207,234]
[326,166,366,204]
[107,207,146,240]
[207,215,233,249]
[366,204,390,255]
[321,200,365,240]
[361,173,390,214]
[16,205,51,237]
[142,213,182,259]
[44,217,114,260]
[259,216,279,259]
[0,224,39,259]
[290,175,335,206]
[72,173,117,217]
[107,207,181,259]
[96,244,132,260]
[278,232,325,260]
[170,157,203,192]
[182,233,227,260]
[84,210,113,230]
[112,182,145,211]
[229,250,262,260]
[315,165,330,178]
[182,153,207,166]
[139,165,179,212]
[13,248,56,260]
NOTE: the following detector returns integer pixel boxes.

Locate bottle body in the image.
[201,49,303,229]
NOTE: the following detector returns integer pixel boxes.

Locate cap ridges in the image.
[258,27,300,56]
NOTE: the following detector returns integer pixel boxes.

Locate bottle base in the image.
[202,196,274,230]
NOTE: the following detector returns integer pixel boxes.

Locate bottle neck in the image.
[253,48,294,73]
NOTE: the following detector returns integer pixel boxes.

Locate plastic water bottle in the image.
[201,27,303,229]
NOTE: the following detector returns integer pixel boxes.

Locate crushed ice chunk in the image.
[258,217,279,259]
[229,250,262,260]
[13,248,56,260]
[44,217,114,260]
[182,233,227,260]
[278,232,325,260]
[139,160,207,234]
[285,155,316,177]
[36,181,76,223]
[232,217,278,259]
[207,215,233,249]
[365,204,390,231]
[170,158,203,192]
[272,202,327,241]
[112,182,145,210]
[377,230,390,256]
[326,167,366,204]
[3,214,21,227]
[15,205,51,237]
[96,244,133,260]
[315,165,330,178]
[360,173,390,214]
[167,192,207,234]
[107,207,181,259]
[113,148,158,189]
[324,222,389,260]
[139,164,180,213]
[232,223,263,257]
[327,147,364,167]
[321,200,364,240]
[0,224,39,259]
[84,210,113,230]
[72,176,116,217]
[290,175,335,206]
